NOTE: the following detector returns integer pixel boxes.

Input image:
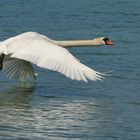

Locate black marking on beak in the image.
[0,54,5,70]
[103,38,109,45]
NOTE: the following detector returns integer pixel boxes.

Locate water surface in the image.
[0,0,140,140]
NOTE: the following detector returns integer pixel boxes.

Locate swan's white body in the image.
[0,32,106,82]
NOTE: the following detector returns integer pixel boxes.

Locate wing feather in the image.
[6,32,104,82]
[3,55,36,81]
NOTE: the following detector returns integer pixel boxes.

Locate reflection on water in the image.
[0,83,36,109]
[0,84,117,139]
[0,82,140,139]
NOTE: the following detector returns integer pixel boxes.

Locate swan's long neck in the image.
[54,38,103,48]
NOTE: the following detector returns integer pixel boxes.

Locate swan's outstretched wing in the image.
[7,33,104,82]
[3,55,36,81]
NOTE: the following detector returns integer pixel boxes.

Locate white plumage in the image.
[0,32,105,82]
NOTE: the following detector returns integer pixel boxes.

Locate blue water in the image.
[0,0,140,140]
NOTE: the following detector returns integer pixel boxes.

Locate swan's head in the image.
[103,37,113,45]
[94,37,113,45]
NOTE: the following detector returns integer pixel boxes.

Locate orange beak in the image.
[106,40,114,45]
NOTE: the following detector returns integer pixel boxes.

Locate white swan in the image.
[0,32,113,82]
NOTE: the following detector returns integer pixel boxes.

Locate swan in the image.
[0,32,113,82]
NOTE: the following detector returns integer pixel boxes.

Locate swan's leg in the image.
[0,54,5,70]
